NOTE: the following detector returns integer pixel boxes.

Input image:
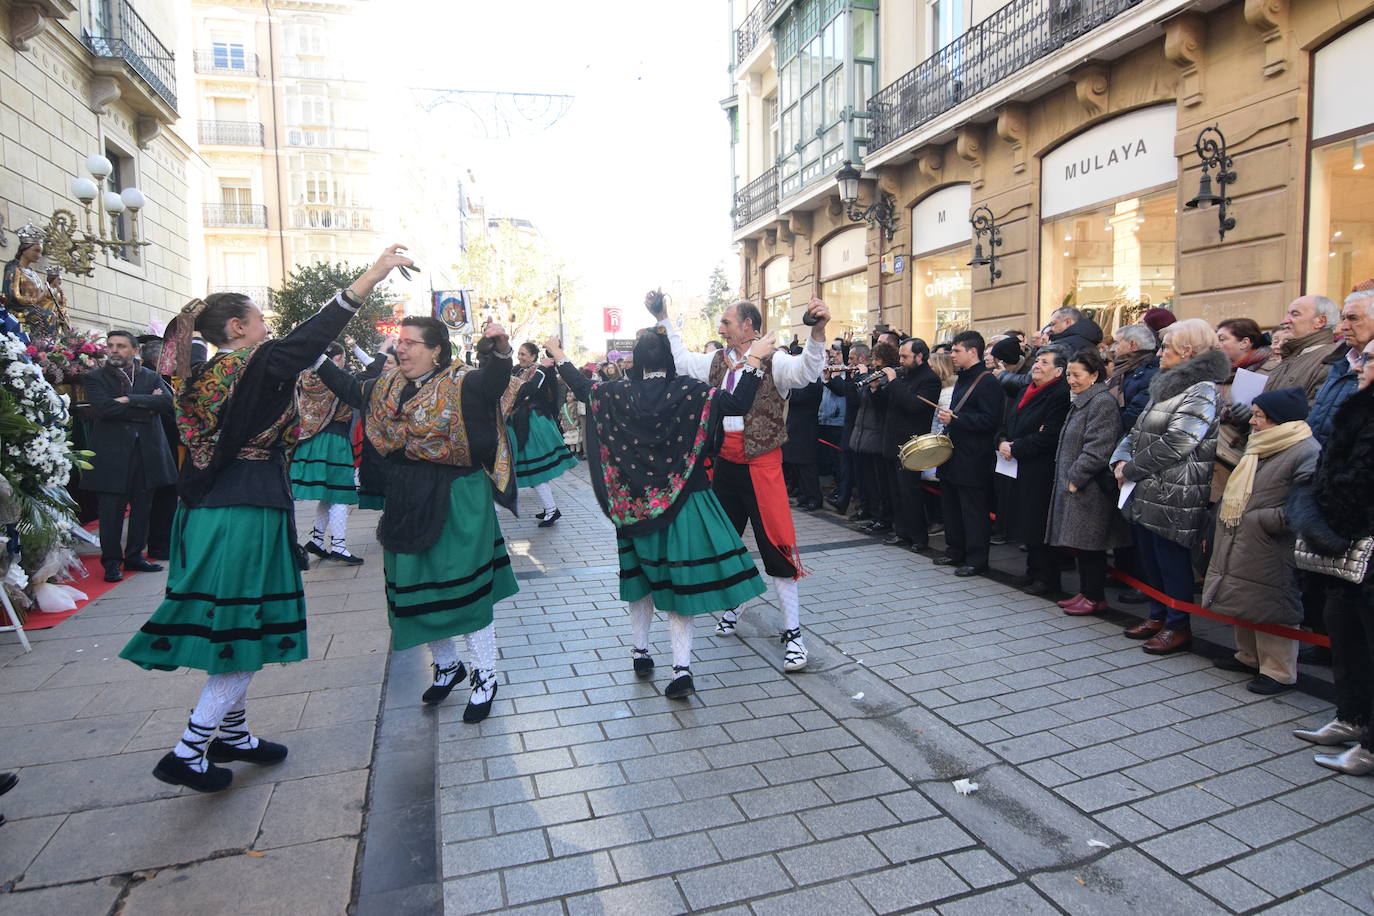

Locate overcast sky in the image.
[359,0,737,338]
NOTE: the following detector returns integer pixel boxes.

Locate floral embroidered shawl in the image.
[584,376,719,538]
[294,369,352,441]
[176,345,298,472]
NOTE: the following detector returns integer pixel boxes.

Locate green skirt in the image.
[290,430,359,504]
[359,491,385,511]
[510,414,578,486]
[618,490,766,614]
[120,505,308,673]
[383,473,519,651]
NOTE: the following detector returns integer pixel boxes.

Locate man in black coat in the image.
[83,330,177,581]
[933,331,1004,576]
[782,376,824,510]
[876,337,940,549]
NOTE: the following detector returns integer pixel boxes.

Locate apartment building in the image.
[726,0,1374,342]
[186,0,382,303]
[0,0,192,328]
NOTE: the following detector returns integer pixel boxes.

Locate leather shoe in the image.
[103,563,123,583]
[1123,619,1163,640]
[1298,645,1333,666]
[1116,588,1149,605]
[1057,593,1086,608]
[932,556,958,567]
[1293,719,1363,746]
[883,535,911,548]
[125,557,163,573]
[954,565,985,578]
[1142,629,1191,654]
[1247,674,1292,696]
[1213,655,1259,675]
[1022,580,1055,596]
[1064,598,1109,616]
[1314,744,1374,776]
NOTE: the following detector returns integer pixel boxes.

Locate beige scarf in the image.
[1217,420,1312,529]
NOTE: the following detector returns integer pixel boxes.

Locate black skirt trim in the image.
[290,477,357,492]
[387,542,509,596]
[138,619,306,642]
[516,444,573,470]
[292,457,356,470]
[387,567,508,619]
[618,543,751,570]
[618,564,760,595]
[163,588,305,606]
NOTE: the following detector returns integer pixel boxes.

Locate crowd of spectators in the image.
[784,288,1374,773]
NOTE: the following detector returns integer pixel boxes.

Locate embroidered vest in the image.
[708,348,788,458]
[176,345,298,470]
[294,370,351,441]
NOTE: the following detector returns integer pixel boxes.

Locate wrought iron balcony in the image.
[209,285,271,304]
[735,0,782,65]
[82,0,177,110]
[203,203,268,228]
[193,49,259,76]
[733,167,779,230]
[286,128,371,151]
[869,0,1144,152]
[290,206,375,231]
[199,120,265,146]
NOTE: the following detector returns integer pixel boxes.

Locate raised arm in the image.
[545,337,593,403]
[659,318,714,381]
[467,322,515,403]
[317,358,367,409]
[262,245,414,382]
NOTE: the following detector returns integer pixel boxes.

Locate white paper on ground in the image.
[1117,480,1136,510]
[995,453,1019,478]
[952,779,979,795]
[1231,367,1267,405]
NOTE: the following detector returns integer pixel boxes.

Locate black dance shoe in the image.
[304,540,329,558]
[537,508,562,528]
[152,752,233,792]
[422,661,467,705]
[632,649,654,679]
[463,669,499,723]
[665,667,695,700]
[328,550,365,566]
[206,738,289,764]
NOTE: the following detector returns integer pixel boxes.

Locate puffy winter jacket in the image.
[1111,349,1229,548]
[1308,344,1359,446]
[1048,317,1104,358]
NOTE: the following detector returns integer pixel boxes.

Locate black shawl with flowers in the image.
[556,362,760,538]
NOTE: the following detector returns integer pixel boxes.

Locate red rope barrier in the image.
[908,480,1330,647]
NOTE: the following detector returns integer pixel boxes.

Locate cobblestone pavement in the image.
[0,465,1370,914]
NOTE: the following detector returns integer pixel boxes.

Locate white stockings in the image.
[172,671,254,772]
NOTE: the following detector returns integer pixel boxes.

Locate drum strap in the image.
[952,370,990,415]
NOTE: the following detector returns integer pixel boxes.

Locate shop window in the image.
[763,257,791,334]
[1039,189,1175,338]
[819,272,868,340]
[1307,130,1374,301]
[914,247,972,344]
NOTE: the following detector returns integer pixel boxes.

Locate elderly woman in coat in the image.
[1048,348,1131,615]
[1202,387,1320,695]
[1111,318,1230,655]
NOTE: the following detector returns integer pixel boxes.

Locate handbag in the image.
[1293,535,1374,585]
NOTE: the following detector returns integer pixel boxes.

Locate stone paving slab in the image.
[437,468,1373,915]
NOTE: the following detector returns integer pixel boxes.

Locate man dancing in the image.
[658,295,829,671]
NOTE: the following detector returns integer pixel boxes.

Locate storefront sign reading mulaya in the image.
[1040,105,1178,219]
[912,184,972,257]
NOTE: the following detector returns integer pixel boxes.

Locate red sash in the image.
[718,432,805,579]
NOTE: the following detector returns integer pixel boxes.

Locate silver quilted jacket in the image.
[1111,349,1230,548]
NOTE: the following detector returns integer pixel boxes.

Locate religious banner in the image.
[433,290,470,331]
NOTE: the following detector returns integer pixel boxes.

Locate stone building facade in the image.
[727,0,1374,343]
[186,0,382,303]
[0,0,191,331]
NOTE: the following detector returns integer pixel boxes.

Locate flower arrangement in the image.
[25,330,107,387]
[0,331,93,620]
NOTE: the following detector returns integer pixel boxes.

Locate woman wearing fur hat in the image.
[543,315,771,700]
[1111,318,1230,655]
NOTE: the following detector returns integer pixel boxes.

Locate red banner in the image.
[603,307,623,334]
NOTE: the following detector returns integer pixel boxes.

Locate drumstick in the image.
[918,394,956,419]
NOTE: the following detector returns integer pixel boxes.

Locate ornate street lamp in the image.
[834,160,898,243]
[1185,125,1237,241]
[967,205,1002,284]
[32,154,151,277]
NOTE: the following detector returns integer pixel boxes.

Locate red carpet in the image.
[21,553,152,631]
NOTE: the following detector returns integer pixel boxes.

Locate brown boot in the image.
[1123,619,1163,640]
[1142,629,1191,655]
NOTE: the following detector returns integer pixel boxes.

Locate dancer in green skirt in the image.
[545,307,772,699]
[318,316,518,721]
[290,343,363,565]
[508,342,578,526]
[120,245,415,792]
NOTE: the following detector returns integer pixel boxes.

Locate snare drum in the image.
[898,432,954,471]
